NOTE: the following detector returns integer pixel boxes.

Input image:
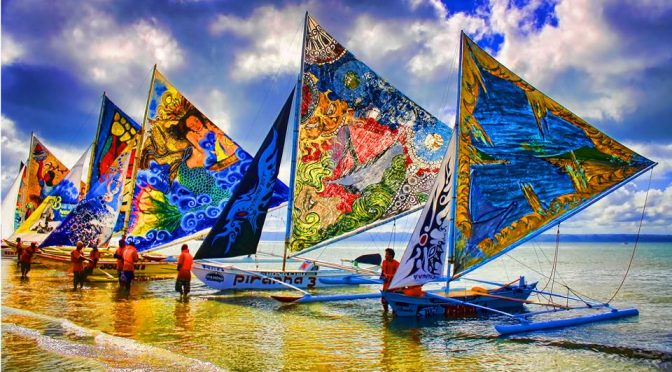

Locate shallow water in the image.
[2,242,671,370]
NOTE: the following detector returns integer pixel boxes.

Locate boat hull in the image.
[192,261,372,291]
[385,283,537,318]
[36,249,177,282]
[1,246,18,259]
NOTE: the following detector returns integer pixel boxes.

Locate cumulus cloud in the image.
[564,183,672,234]
[488,0,672,123]
[1,34,25,65]
[59,6,184,85]
[1,116,29,196]
[626,141,672,181]
[209,3,307,81]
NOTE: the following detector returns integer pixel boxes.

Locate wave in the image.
[2,306,223,371]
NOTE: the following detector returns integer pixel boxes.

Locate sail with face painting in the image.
[88,94,142,232]
[11,148,88,243]
[125,69,289,252]
[40,151,131,248]
[15,135,70,230]
[195,89,294,259]
[288,15,452,253]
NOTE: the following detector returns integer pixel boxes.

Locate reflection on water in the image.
[2,243,671,370]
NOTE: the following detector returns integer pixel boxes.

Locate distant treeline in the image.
[259,232,672,243]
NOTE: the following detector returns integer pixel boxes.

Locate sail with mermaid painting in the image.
[123,67,289,253]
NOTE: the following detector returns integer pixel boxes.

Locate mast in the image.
[282,12,308,272]
[446,32,465,289]
[122,65,157,235]
[84,91,106,194]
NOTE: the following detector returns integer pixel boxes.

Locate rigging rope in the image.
[606,169,654,304]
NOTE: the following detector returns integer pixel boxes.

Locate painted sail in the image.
[451,33,656,277]
[126,69,289,252]
[40,151,131,248]
[88,94,142,232]
[289,15,452,252]
[15,135,70,229]
[389,133,456,290]
[12,149,88,242]
[195,89,294,259]
[1,162,26,240]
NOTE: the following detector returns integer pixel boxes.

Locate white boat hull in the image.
[191,262,370,291]
[1,247,18,259]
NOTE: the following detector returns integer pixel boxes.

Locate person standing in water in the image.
[19,242,39,279]
[15,237,23,267]
[85,243,101,279]
[113,238,126,285]
[381,248,400,313]
[122,241,139,291]
[175,244,193,298]
[71,241,86,290]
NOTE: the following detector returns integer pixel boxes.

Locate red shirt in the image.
[71,249,85,272]
[16,242,24,258]
[123,246,139,271]
[88,249,101,269]
[177,251,193,280]
[20,245,36,264]
[114,246,125,270]
[381,259,400,291]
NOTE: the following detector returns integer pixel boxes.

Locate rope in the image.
[606,169,654,304]
[386,220,396,249]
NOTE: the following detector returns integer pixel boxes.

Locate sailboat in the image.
[2,135,70,248]
[37,69,292,281]
[191,13,453,291]
[1,162,25,257]
[123,67,289,255]
[9,148,88,247]
[378,32,656,334]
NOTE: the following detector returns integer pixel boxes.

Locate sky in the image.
[2,0,671,235]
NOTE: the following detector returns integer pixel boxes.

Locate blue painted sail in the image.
[451,33,656,278]
[40,151,131,248]
[195,89,294,259]
[88,95,142,232]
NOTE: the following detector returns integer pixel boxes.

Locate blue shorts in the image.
[122,271,135,282]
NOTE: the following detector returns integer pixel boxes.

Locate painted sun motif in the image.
[424,133,444,151]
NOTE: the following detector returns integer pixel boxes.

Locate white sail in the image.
[1,163,26,240]
[389,133,456,290]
